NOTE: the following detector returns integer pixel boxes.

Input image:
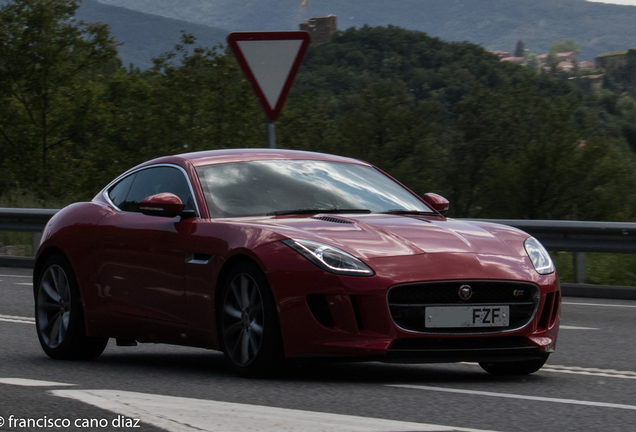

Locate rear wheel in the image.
[219,262,283,377]
[35,254,108,360]
[479,355,549,376]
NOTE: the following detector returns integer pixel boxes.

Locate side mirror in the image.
[139,193,196,219]
[423,193,449,216]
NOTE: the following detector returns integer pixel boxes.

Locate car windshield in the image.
[196,159,433,218]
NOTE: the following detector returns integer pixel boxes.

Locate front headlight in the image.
[524,237,555,275]
[282,238,375,276]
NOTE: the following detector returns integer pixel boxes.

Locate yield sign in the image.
[228,32,311,121]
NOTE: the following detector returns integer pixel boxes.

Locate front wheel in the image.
[479,355,549,376]
[219,261,283,377]
[35,254,108,360]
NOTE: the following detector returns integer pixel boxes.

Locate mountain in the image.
[95,0,636,60]
[76,0,228,70]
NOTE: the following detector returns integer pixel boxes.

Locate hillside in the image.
[96,0,636,60]
[76,0,228,69]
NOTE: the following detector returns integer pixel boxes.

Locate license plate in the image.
[425,306,510,328]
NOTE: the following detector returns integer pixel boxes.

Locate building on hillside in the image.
[595,49,636,68]
[299,15,337,44]
[489,50,510,59]
[578,60,595,69]
[537,51,577,66]
[555,51,577,63]
[501,56,524,64]
[557,61,575,72]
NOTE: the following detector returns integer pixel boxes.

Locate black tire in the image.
[218,261,284,377]
[35,254,108,360]
[479,355,549,376]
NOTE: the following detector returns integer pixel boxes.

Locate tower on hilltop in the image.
[299,15,337,44]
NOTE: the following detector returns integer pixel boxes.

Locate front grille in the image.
[388,281,539,334]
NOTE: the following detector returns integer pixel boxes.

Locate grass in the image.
[596,50,629,58]
[0,232,33,257]
[551,251,636,286]
[0,189,70,258]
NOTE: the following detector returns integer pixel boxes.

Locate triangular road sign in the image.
[228,31,311,121]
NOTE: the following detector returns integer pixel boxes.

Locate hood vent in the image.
[311,216,354,224]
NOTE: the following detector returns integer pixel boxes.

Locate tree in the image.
[525,52,541,72]
[549,39,581,55]
[514,40,525,58]
[0,0,119,197]
[144,34,264,155]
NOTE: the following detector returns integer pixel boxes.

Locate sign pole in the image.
[266,117,276,149]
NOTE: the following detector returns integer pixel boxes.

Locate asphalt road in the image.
[0,266,635,432]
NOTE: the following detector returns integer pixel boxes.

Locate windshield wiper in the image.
[379,209,434,215]
[268,208,372,216]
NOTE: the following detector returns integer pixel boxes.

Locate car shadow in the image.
[67,343,549,385]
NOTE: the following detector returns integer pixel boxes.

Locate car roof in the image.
[169,148,371,168]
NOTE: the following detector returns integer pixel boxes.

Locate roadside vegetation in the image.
[2,0,636,284]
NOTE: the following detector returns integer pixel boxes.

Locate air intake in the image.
[311,216,353,224]
[306,294,334,328]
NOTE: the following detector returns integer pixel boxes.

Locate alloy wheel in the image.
[221,273,265,367]
[36,264,71,349]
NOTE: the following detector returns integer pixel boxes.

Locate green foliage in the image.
[524,52,541,72]
[285,26,636,220]
[0,0,119,199]
[514,40,525,58]
[552,252,636,286]
[597,50,631,58]
[0,1,264,200]
[549,39,581,55]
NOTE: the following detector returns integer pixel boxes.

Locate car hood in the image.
[241,214,530,260]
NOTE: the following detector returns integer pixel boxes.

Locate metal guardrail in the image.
[467,219,636,283]
[1,209,636,283]
[470,219,636,253]
[0,208,58,232]
[0,208,58,266]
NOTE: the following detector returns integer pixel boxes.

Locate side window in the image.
[119,166,195,213]
[107,173,136,209]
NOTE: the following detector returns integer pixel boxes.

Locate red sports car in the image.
[34,149,560,376]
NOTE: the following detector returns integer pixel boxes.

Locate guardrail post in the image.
[31,232,42,257]
[573,252,586,284]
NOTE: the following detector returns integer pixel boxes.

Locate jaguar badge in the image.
[458,284,473,301]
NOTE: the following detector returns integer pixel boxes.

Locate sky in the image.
[586,0,636,5]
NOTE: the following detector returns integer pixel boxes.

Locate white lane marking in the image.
[0,318,33,324]
[51,389,498,432]
[0,274,31,278]
[560,325,599,330]
[14,282,32,286]
[541,365,636,380]
[544,365,636,376]
[0,378,75,387]
[389,385,636,411]
[563,302,636,309]
[0,314,34,324]
[460,362,636,380]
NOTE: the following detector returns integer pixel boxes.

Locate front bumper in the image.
[256,242,561,361]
